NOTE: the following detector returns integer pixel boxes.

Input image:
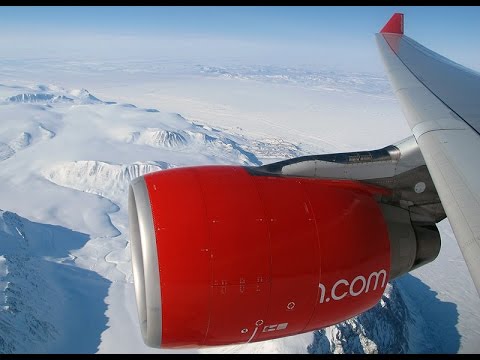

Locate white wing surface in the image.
[376,13,480,294]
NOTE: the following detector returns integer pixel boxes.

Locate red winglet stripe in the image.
[380,13,404,34]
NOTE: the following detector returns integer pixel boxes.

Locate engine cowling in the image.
[128,165,438,348]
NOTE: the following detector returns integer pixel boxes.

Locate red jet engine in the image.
[129,165,439,348]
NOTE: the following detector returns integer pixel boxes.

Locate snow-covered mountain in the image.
[308,276,458,354]
[0,209,110,354]
[0,71,477,354]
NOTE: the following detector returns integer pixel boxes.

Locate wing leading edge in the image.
[376,13,480,295]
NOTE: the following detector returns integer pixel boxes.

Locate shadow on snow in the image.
[0,210,111,354]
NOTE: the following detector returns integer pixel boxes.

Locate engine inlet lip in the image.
[129,176,162,348]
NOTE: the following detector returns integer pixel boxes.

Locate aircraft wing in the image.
[376,13,480,295]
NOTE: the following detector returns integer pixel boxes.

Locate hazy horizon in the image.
[1,6,480,74]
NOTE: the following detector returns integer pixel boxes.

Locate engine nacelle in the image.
[128,165,439,348]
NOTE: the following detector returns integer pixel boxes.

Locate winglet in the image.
[380,13,404,34]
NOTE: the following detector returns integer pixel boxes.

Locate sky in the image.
[1,6,480,74]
